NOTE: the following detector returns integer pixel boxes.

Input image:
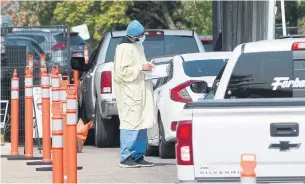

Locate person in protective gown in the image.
[113,20,155,168]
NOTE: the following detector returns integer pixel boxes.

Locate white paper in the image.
[32,87,52,138]
[71,24,90,40]
[33,87,43,138]
[144,64,169,80]
[0,100,9,129]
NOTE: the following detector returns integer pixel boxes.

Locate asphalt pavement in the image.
[1,144,177,183]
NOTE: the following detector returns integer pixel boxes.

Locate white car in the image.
[146,52,233,158]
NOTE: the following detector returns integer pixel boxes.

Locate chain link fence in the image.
[275,26,305,39]
[1,24,70,145]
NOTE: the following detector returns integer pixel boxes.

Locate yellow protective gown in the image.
[113,43,154,130]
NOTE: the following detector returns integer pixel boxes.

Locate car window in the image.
[15,39,34,51]
[224,51,299,99]
[183,58,226,77]
[217,62,227,78]
[54,33,86,45]
[14,39,42,57]
[105,35,200,63]
[163,36,199,56]
[92,37,104,65]
[6,39,16,45]
[13,34,46,44]
[31,41,44,56]
[70,34,86,45]
[202,43,214,52]
[204,92,215,100]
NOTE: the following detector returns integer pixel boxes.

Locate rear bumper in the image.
[98,99,118,118]
[177,176,305,183]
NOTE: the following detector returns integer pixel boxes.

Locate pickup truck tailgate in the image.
[191,99,305,182]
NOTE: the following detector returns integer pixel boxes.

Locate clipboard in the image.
[144,63,169,80]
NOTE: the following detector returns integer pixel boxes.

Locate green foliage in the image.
[297,2,305,27]
[7,0,214,44]
[53,1,130,42]
[16,1,58,26]
[181,1,212,35]
[127,1,181,29]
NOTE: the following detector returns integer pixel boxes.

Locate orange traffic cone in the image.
[240,153,257,183]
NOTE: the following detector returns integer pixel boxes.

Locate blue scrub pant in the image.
[120,129,147,162]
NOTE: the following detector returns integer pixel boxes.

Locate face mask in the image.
[137,35,146,43]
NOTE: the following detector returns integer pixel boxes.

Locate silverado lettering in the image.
[200,170,241,175]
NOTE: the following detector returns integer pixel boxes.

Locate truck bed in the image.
[183,98,305,183]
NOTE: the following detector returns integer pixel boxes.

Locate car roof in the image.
[180,52,233,61]
[7,35,39,43]
[111,29,195,37]
[12,29,62,35]
[6,36,43,49]
[238,38,305,53]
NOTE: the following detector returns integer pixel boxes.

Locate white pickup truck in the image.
[76,29,204,147]
[176,38,305,183]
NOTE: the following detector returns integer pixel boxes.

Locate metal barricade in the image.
[275,26,305,39]
[0,24,70,145]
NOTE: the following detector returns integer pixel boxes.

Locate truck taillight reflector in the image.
[292,42,305,51]
[176,120,193,165]
[101,71,112,94]
[171,121,178,131]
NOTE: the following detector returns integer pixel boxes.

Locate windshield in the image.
[224,51,305,99]
[54,33,86,45]
[9,34,46,44]
[105,35,199,62]
[183,59,227,77]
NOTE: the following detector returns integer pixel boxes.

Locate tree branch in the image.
[151,12,167,27]
[160,3,176,29]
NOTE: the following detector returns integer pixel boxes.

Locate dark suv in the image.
[12,30,89,80]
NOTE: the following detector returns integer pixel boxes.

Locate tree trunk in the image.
[160,3,176,29]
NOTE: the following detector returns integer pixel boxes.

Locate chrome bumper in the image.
[99,99,118,119]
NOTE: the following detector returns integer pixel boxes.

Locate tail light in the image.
[292,42,305,51]
[51,43,67,51]
[145,31,164,35]
[171,121,178,131]
[101,71,112,94]
[170,80,199,103]
[200,38,213,44]
[176,120,193,165]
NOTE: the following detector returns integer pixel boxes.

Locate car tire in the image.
[94,101,119,148]
[79,99,95,145]
[79,99,89,124]
[158,115,175,159]
[145,142,159,156]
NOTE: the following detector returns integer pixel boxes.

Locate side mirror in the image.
[190,81,209,94]
[71,56,90,72]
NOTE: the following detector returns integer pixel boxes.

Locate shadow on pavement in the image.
[153,162,176,167]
